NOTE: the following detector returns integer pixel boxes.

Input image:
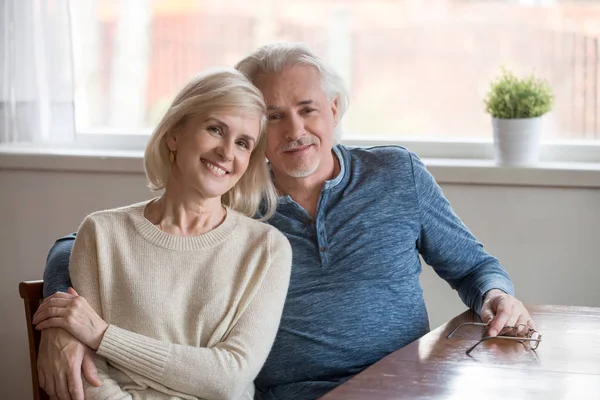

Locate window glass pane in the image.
[70,0,600,141]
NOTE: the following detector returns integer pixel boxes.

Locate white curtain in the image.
[1,0,75,144]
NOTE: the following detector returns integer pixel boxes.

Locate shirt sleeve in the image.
[95,229,293,400]
[42,234,76,298]
[69,218,133,399]
[409,152,515,314]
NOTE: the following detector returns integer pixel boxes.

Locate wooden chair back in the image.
[18,280,50,400]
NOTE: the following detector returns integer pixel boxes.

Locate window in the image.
[70,0,600,147]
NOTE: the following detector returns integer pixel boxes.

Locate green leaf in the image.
[484,67,554,119]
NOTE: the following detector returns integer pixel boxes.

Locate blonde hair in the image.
[235,42,350,144]
[144,68,278,220]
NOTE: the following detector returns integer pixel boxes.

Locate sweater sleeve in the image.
[410,152,515,314]
[43,234,76,298]
[96,230,293,400]
[69,217,133,399]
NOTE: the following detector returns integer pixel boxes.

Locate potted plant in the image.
[484,68,554,166]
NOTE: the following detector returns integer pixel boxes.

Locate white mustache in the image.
[280,137,318,152]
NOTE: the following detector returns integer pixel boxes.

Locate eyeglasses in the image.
[446,322,542,355]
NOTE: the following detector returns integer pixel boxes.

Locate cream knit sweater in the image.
[69,200,292,400]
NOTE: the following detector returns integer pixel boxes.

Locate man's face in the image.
[252,65,338,180]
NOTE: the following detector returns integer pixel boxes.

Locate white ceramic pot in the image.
[492,116,543,166]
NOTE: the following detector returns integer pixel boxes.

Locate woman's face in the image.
[167,110,261,200]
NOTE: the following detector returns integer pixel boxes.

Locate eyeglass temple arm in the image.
[465,336,542,355]
[446,322,489,339]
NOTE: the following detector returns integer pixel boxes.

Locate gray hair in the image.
[235,42,350,144]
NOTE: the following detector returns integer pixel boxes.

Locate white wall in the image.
[1,168,599,399]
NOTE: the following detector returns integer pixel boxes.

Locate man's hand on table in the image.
[480,289,536,337]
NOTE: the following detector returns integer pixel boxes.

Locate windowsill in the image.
[424,158,600,188]
[1,143,600,188]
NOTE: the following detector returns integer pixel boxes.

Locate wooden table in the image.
[319,305,600,399]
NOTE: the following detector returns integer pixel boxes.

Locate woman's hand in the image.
[33,288,109,351]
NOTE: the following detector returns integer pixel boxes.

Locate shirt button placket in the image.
[316,191,330,266]
[317,221,329,266]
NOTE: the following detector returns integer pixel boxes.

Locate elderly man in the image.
[39,43,533,400]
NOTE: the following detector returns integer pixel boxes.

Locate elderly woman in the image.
[32,69,292,400]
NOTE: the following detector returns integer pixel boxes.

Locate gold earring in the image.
[169,150,175,163]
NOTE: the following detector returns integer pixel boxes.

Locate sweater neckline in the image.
[129,199,240,251]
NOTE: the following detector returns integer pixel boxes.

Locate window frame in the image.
[73,131,600,164]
